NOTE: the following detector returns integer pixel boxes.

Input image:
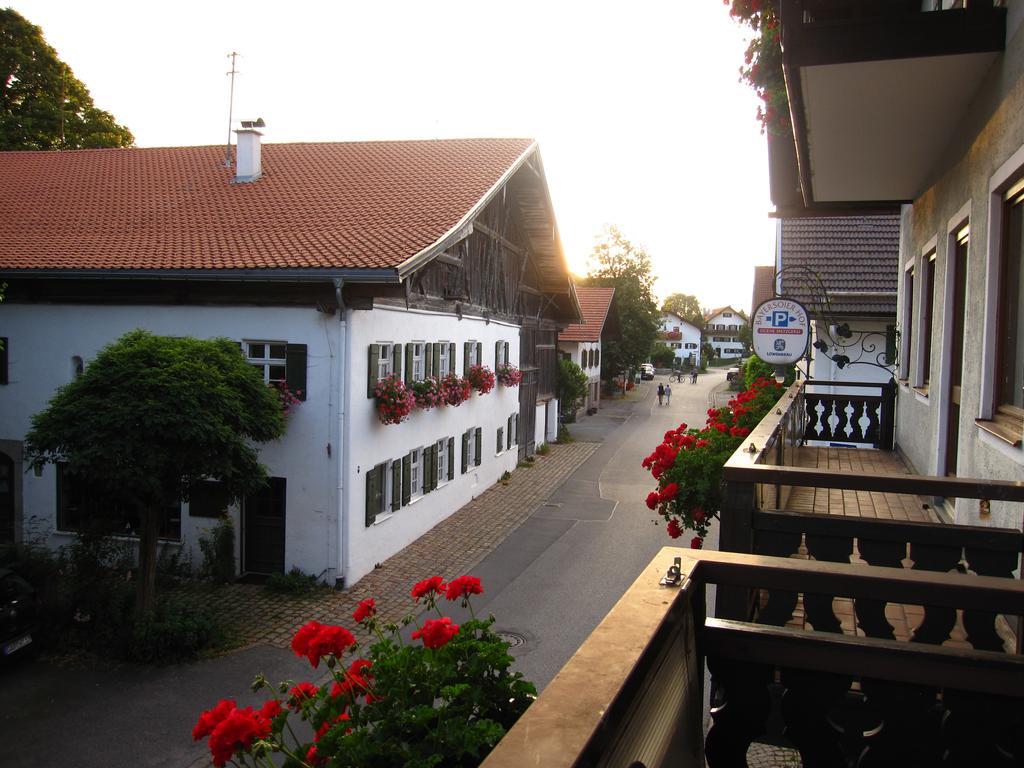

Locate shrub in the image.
[199,516,236,584]
[127,599,224,664]
[650,345,676,368]
[535,442,550,456]
[744,354,796,390]
[558,358,588,416]
[265,567,321,596]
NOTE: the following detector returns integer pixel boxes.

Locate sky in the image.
[11,0,777,313]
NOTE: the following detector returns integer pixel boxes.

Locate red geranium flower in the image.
[667,519,682,539]
[193,699,236,741]
[412,617,460,649]
[287,682,319,710]
[306,625,356,666]
[259,699,282,720]
[444,575,483,601]
[692,507,706,523]
[645,491,660,510]
[411,575,446,600]
[353,598,376,624]
[691,536,703,550]
[659,482,679,502]
[207,706,272,767]
[291,620,323,659]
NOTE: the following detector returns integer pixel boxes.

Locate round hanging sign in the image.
[751,298,810,365]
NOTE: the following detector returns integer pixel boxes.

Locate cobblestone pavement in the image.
[177,441,599,650]
[747,744,803,767]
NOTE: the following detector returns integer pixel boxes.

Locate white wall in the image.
[657,314,701,366]
[0,302,341,580]
[705,310,746,359]
[557,340,602,409]
[343,306,522,586]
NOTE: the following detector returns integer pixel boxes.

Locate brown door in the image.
[945,226,969,477]
[243,477,286,575]
[519,369,538,459]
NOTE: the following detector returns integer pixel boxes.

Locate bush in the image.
[536,442,550,456]
[127,599,223,664]
[558,358,588,416]
[744,355,796,390]
[199,516,236,584]
[650,345,676,368]
[265,567,321,596]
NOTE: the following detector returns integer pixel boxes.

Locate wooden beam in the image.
[472,220,525,256]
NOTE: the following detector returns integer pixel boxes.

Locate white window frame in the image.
[411,341,425,381]
[496,342,507,367]
[436,438,448,486]
[438,342,450,375]
[723,312,733,318]
[467,341,479,367]
[245,340,287,384]
[377,342,394,382]
[465,431,476,467]
[899,258,916,382]
[378,459,396,519]
[410,447,423,499]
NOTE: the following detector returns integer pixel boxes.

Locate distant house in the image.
[703,306,747,360]
[558,286,617,413]
[655,312,701,367]
[0,134,579,586]
[777,216,899,387]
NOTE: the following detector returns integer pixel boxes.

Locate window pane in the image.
[268,344,287,360]
[269,365,286,382]
[248,343,265,359]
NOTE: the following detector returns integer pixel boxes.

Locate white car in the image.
[639,364,655,380]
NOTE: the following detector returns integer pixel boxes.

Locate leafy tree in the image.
[661,293,703,327]
[583,226,660,382]
[25,331,285,617]
[650,344,676,369]
[701,341,716,367]
[0,9,134,150]
[744,355,796,389]
[558,357,589,417]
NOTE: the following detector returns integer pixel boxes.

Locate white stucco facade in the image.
[0,301,527,588]
[656,313,701,367]
[556,339,602,411]
[704,308,747,360]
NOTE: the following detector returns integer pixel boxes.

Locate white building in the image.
[655,312,701,367]
[0,134,578,587]
[703,306,747,360]
[557,286,617,413]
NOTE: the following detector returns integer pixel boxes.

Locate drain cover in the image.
[496,630,527,648]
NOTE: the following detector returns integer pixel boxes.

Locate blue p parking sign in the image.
[753,298,810,364]
[772,310,790,327]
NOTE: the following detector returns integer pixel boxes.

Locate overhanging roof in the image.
[775,0,1006,209]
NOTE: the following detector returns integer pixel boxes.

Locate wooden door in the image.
[243,477,286,575]
[519,369,538,459]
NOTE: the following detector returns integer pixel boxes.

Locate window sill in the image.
[897,378,910,388]
[975,418,1023,448]
[54,529,182,544]
[912,385,929,398]
[373,512,395,525]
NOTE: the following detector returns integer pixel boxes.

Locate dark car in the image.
[0,567,37,659]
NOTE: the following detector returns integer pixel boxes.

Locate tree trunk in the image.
[135,507,159,619]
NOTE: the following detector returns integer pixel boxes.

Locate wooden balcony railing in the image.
[483,547,1024,768]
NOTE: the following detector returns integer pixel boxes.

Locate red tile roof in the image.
[559,286,615,342]
[0,138,535,272]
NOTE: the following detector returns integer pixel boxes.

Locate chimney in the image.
[233,118,265,183]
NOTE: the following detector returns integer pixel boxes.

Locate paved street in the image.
[0,369,729,767]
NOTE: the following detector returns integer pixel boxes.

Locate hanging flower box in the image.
[410,376,444,410]
[439,372,472,407]
[495,363,522,387]
[466,364,496,395]
[373,375,415,425]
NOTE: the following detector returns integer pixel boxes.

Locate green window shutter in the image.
[474,427,482,467]
[448,342,456,374]
[405,343,414,385]
[461,431,469,474]
[514,414,519,445]
[495,340,502,366]
[365,463,382,526]
[423,447,434,495]
[497,427,503,454]
[507,415,513,450]
[447,437,455,481]
[425,343,434,379]
[464,341,471,374]
[431,443,440,489]
[504,341,510,365]
[476,342,482,368]
[285,344,307,401]
[393,343,403,382]
[431,343,441,378]
[402,453,412,505]
[367,344,380,398]
[391,461,401,512]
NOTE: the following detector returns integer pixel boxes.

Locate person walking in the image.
[665,383,672,405]
[657,382,664,406]
[691,369,698,384]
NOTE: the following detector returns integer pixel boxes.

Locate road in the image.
[461,367,729,688]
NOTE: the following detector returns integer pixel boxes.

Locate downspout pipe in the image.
[333,278,349,587]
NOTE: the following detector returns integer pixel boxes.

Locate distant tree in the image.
[737,322,753,354]
[650,344,676,369]
[661,293,703,327]
[583,226,660,381]
[0,9,134,150]
[701,341,716,367]
[557,358,589,417]
[25,331,285,617]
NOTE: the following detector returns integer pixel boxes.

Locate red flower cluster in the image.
[410,376,444,410]
[291,621,356,667]
[193,699,276,767]
[287,682,319,710]
[271,381,302,416]
[411,575,446,600]
[353,598,376,624]
[439,372,472,406]
[467,364,496,395]
[374,374,416,425]
[641,375,784,547]
[413,617,460,649]
[445,575,483,601]
[331,659,375,702]
[496,363,523,387]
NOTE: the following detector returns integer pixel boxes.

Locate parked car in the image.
[726,366,740,382]
[1,567,37,659]
[639,364,655,380]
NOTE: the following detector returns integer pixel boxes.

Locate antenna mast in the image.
[225,52,240,168]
